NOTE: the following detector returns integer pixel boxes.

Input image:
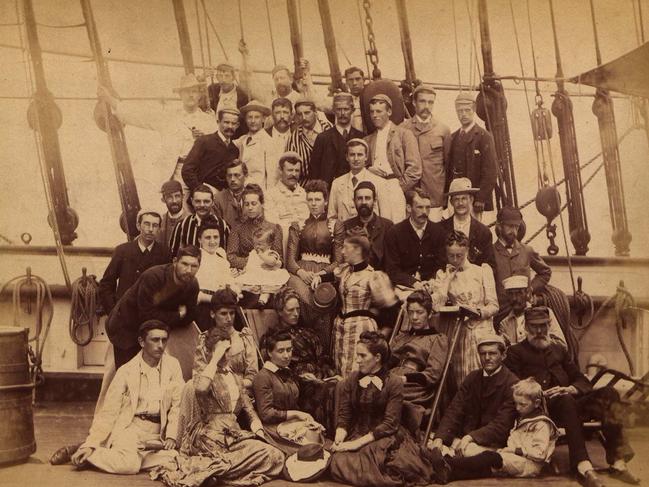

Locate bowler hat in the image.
[240,100,271,117]
[172,73,206,93]
[446,177,479,197]
[497,206,523,225]
[369,93,392,108]
[313,282,337,311]
[161,179,182,195]
[525,306,550,325]
[283,443,332,482]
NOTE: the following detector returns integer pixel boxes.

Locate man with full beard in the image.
[505,307,637,487]
[157,180,187,247]
[342,181,393,270]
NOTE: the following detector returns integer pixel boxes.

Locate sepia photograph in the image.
[0,0,648,486]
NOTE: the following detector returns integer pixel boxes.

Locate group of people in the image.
[47,63,639,487]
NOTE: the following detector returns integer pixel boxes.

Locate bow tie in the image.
[359,375,383,391]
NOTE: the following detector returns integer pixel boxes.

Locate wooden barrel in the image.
[0,327,36,464]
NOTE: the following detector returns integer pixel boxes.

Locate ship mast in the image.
[476,0,517,208]
[22,0,79,245]
[171,0,195,74]
[80,0,141,240]
[317,0,344,94]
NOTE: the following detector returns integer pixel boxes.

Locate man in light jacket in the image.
[50,320,184,474]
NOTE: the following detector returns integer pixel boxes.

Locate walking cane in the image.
[421,312,466,446]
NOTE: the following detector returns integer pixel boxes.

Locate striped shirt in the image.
[168,213,230,258]
[286,113,333,184]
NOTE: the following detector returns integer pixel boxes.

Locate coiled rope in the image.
[68,268,99,346]
[1,268,54,388]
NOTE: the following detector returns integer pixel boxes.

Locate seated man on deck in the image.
[50,320,183,474]
[505,306,638,487]
[98,209,168,315]
[427,334,518,461]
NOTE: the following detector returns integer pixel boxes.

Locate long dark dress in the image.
[286,213,344,349]
[267,324,337,435]
[252,363,324,455]
[329,368,435,487]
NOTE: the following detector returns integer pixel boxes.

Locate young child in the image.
[429,377,559,483]
[234,226,290,307]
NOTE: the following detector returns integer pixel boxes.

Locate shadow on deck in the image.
[1,402,648,487]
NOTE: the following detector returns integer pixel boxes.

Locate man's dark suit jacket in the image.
[182,133,239,192]
[106,264,198,351]
[343,213,393,270]
[435,366,518,447]
[505,339,592,395]
[438,216,495,271]
[310,126,364,187]
[98,240,169,314]
[384,219,445,287]
[445,124,498,210]
[207,84,249,139]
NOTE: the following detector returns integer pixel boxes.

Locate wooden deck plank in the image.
[1,402,647,487]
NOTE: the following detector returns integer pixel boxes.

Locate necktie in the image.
[246,136,253,145]
[351,176,358,187]
[342,128,348,139]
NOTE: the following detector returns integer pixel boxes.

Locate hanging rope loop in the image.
[68,267,99,346]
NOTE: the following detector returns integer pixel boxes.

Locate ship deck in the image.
[1,401,648,487]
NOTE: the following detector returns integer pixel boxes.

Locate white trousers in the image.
[87,418,176,475]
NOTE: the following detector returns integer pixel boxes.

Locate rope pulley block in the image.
[531,97,553,141]
[535,186,561,255]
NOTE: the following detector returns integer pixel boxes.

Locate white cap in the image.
[503,275,529,290]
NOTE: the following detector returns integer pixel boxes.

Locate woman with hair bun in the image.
[329,331,434,487]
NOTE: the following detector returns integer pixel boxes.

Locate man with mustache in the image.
[438,177,495,270]
[505,307,637,487]
[265,152,310,256]
[157,180,188,247]
[498,275,568,350]
[207,61,249,139]
[286,100,333,184]
[99,209,169,315]
[446,92,497,220]
[105,245,201,368]
[328,139,391,223]
[493,206,552,323]
[401,85,450,221]
[182,107,241,193]
[310,93,365,188]
[384,188,445,291]
[213,159,248,228]
[342,181,393,270]
[265,97,293,165]
[169,184,230,258]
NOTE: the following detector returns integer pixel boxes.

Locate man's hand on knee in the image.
[71,447,94,466]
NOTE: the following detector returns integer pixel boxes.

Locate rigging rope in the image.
[264,0,277,66]
[201,0,212,78]
[201,1,228,61]
[194,0,206,71]
[451,0,462,89]
[15,0,71,288]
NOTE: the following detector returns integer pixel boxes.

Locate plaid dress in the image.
[332,263,397,377]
